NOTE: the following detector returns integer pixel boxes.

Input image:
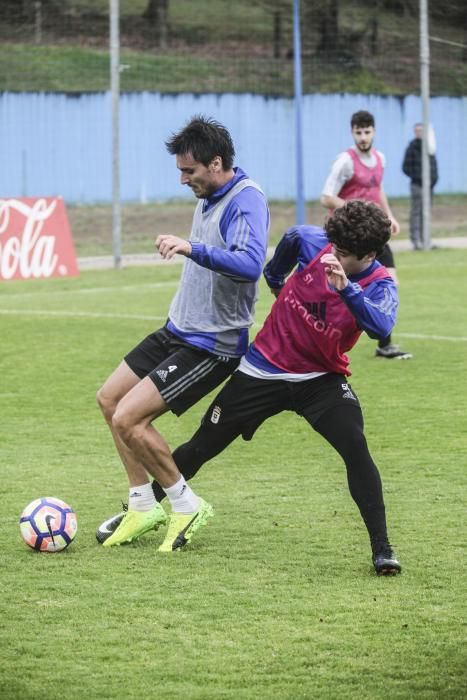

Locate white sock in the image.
[128,482,157,512]
[163,476,200,514]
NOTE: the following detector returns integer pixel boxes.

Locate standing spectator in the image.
[402,123,439,250]
[321,110,412,360]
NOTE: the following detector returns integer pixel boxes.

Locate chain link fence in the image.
[0,0,466,95]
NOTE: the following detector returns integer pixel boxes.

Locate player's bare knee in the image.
[96,386,106,411]
[96,386,117,422]
[111,408,134,443]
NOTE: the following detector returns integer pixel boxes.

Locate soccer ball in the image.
[19,497,78,552]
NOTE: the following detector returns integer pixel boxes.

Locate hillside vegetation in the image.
[0,0,466,95]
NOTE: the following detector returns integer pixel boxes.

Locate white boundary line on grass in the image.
[1,281,179,299]
[0,308,167,322]
[396,332,467,342]
[1,308,467,342]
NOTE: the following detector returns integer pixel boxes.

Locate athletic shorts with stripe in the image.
[124,326,240,416]
[377,243,395,268]
[200,370,361,441]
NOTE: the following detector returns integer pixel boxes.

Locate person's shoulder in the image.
[231,166,260,187]
[229,181,268,212]
[327,150,352,176]
[374,149,386,166]
[370,261,397,283]
[231,168,266,196]
[338,149,353,161]
[284,225,327,244]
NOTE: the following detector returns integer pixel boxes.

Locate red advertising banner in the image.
[0,197,79,282]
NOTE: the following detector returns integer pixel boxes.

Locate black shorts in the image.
[201,371,361,441]
[124,326,240,416]
[377,243,395,269]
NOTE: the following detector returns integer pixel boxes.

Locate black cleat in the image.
[373,545,402,576]
[375,344,412,360]
[96,503,127,544]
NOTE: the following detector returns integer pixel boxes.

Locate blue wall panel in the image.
[0,91,465,203]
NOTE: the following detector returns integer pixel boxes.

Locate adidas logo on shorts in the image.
[156,369,168,383]
[211,405,222,424]
[341,383,356,400]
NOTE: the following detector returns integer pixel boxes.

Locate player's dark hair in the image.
[351,110,375,129]
[165,115,235,170]
[324,200,391,258]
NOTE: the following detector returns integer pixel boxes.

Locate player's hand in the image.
[155,235,192,259]
[389,217,400,236]
[320,253,349,291]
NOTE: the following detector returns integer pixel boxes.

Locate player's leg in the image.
[375,245,412,360]
[314,405,401,575]
[157,419,242,553]
[101,375,173,547]
[297,375,401,575]
[97,360,151,488]
[97,326,179,489]
[157,371,288,552]
[97,329,179,545]
[99,335,238,547]
[108,373,216,549]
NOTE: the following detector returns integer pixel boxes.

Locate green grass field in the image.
[1,249,466,699]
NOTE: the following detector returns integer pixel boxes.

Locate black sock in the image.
[151,480,166,502]
[378,334,391,349]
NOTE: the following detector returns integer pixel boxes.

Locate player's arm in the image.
[379,186,400,236]
[187,188,270,282]
[338,276,398,339]
[264,226,326,297]
[320,193,346,210]
[320,153,353,211]
[263,226,304,295]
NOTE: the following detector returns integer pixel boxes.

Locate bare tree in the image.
[143,0,169,50]
[314,0,339,60]
[251,0,292,59]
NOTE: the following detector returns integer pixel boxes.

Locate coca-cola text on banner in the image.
[0,197,79,282]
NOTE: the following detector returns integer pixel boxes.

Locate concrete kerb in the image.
[78,237,467,271]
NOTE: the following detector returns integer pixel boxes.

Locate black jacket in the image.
[402,138,438,187]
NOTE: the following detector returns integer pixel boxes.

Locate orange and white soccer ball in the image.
[19,497,78,552]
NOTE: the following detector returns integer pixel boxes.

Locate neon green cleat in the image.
[158,498,214,552]
[102,503,167,547]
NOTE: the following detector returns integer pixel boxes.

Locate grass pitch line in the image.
[0,308,167,322]
[397,332,467,342]
[0,280,179,300]
[1,308,467,343]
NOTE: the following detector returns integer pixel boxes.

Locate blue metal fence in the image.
[0,91,465,203]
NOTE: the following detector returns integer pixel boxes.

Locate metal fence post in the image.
[420,0,432,250]
[110,0,121,268]
[293,0,305,225]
